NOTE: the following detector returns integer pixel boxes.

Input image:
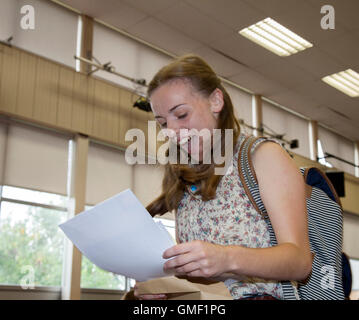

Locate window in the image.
[79,210,176,291]
[80,256,127,291]
[1,123,69,196]
[79,205,128,291]
[81,142,134,290]
[317,139,333,168]
[318,126,355,175]
[0,185,68,287]
[154,217,176,243]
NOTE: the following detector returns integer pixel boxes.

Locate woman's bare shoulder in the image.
[252,140,294,166]
[251,140,302,186]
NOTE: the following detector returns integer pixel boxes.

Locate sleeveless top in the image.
[176,132,284,299]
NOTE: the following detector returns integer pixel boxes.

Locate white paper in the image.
[156,220,176,245]
[59,189,175,281]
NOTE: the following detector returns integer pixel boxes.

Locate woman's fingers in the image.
[163,242,193,259]
[163,240,230,279]
[164,251,198,270]
[175,261,200,275]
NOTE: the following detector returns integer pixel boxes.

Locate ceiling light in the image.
[322,69,359,97]
[239,17,313,56]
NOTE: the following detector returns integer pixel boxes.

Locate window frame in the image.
[0,185,134,293]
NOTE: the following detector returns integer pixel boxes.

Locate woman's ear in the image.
[209,88,224,117]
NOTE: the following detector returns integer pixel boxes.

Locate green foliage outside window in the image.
[0,203,65,287]
[81,256,126,290]
[0,187,172,291]
[0,189,127,290]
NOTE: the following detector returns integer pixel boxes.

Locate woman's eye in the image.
[177,113,187,119]
[160,122,167,128]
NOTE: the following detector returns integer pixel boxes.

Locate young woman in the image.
[134,54,312,300]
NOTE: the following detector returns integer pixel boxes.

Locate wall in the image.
[0,42,153,150]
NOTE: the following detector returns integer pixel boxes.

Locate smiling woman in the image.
[146,55,241,214]
[133,54,312,301]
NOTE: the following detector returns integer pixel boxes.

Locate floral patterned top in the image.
[176,132,284,299]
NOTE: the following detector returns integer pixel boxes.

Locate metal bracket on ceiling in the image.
[74,54,147,87]
[0,36,13,48]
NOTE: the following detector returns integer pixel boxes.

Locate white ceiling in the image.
[57,0,359,141]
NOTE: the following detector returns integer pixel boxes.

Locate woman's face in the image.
[149,79,224,162]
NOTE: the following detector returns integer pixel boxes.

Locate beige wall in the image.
[0,43,154,149]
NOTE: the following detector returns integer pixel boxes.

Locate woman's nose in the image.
[163,120,189,143]
[166,118,177,130]
[166,119,182,135]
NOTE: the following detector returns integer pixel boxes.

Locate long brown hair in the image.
[146,54,241,217]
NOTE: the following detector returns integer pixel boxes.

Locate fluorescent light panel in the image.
[322,69,359,98]
[239,17,313,56]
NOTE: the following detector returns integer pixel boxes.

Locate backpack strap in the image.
[238,135,312,213]
[237,134,300,300]
[302,167,342,208]
[238,135,282,218]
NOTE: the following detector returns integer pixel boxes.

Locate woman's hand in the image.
[163,240,231,278]
[133,282,167,300]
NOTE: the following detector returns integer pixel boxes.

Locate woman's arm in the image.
[163,142,312,281]
[228,141,312,280]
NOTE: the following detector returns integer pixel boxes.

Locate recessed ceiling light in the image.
[239,17,313,56]
[322,69,359,98]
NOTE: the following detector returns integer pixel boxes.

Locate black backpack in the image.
[238,135,349,300]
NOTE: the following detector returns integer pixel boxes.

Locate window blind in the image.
[3,122,69,195]
[85,141,133,205]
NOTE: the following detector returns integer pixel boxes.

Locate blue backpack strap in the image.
[237,134,299,300]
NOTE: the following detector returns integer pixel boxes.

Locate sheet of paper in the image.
[156,220,176,245]
[59,189,175,281]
